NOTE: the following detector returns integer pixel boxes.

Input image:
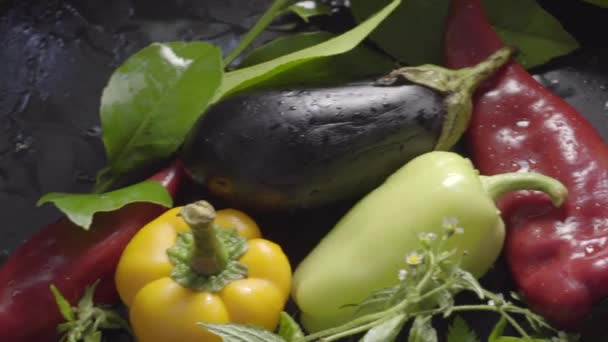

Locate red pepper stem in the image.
[179,201,229,276]
[480,172,568,207]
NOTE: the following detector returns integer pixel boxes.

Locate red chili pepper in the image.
[443,0,608,329]
[0,162,183,341]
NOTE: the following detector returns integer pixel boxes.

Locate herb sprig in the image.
[202,218,579,342]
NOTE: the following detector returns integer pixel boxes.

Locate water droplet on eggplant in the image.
[83,125,102,138]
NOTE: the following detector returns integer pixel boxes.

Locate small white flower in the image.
[455,227,464,235]
[405,251,424,266]
[487,300,496,306]
[397,269,408,281]
[442,217,459,228]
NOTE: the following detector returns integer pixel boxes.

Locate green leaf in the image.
[360,313,407,342]
[487,317,554,342]
[582,0,608,7]
[52,281,131,342]
[350,0,578,68]
[37,180,172,230]
[100,41,222,180]
[287,1,332,22]
[239,31,395,90]
[482,0,580,68]
[455,269,484,299]
[351,0,449,66]
[277,312,304,341]
[50,284,75,322]
[199,322,287,342]
[352,287,400,316]
[223,0,292,66]
[408,316,438,342]
[446,317,479,342]
[84,332,102,342]
[215,0,401,101]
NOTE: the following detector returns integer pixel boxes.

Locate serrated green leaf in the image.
[100,41,223,180]
[37,180,172,230]
[360,313,407,342]
[277,312,304,341]
[215,0,400,101]
[352,287,400,317]
[432,289,455,318]
[50,285,75,322]
[350,0,578,68]
[287,1,332,22]
[77,280,98,312]
[456,269,484,299]
[447,317,479,342]
[200,322,287,342]
[408,316,438,342]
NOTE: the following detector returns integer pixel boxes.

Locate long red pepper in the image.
[443,0,608,329]
[0,162,183,341]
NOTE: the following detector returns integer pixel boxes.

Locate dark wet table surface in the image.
[1,0,608,340]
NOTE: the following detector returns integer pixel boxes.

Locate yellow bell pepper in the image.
[115,200,292,342]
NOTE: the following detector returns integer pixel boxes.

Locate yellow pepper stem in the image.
[179,201,229,276]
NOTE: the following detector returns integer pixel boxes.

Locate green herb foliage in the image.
[446,316,479,342]
[350,0,579,68]
[199,220,575,342]
[50,281,131,342]
[277,312,305,341]
[37,180,172,230]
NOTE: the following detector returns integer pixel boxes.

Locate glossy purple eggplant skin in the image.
[179,81,444,212]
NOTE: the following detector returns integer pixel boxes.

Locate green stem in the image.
[223,0,292,66]
[384,47,513,151]
[179,201,229,275]
[480,172,568,206]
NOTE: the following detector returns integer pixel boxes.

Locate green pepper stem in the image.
[480,172,568,206]
[179,201,229,275]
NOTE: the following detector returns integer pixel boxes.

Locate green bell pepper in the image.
[291,151,567,332]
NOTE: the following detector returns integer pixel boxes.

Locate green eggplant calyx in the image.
[378,47,513,151]
[480,172,568,206]
[166,200,248,292]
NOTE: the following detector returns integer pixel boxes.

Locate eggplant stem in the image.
[388,47,513,151]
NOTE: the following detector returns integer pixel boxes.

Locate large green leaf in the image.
[100,42,223,181]
[350,0,579,68]
[37,180,172,230]
[484,0,579,68]
[214,0,401,101]
[582,0,608,7]
[239,31,395,89]
[351,0,449,66]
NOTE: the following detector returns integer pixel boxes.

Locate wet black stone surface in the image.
[0,0,607,340]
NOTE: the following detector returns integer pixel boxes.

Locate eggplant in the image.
[180,48,512,211]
